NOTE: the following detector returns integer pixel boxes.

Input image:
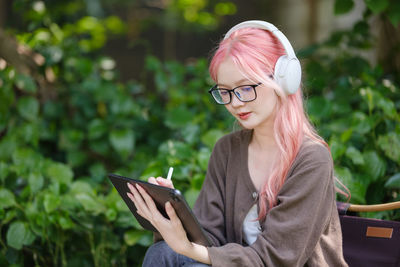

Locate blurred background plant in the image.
[0,0,399,266]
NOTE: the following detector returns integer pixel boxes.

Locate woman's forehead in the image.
[216,58,252,86]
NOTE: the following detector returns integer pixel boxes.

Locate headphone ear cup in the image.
[274,55,302,95]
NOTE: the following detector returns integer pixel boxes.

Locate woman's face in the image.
[216,57,278,131]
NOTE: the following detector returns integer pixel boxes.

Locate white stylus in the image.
[166,167,174,181]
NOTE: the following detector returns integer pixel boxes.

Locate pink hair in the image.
[209,27,335,221]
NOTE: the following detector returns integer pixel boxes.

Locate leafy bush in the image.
[0,11,234,265]
[1,1,399,266]
[302,18,400,218]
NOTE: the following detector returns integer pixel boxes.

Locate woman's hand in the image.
[147,176,174,189]
[126,182,193,255]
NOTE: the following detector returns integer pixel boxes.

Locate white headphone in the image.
[224,20,301,95]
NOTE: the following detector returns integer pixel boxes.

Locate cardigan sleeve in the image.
[207,143,336,267]
[192,137,230,247]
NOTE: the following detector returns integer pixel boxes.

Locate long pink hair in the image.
[209,27,337,221]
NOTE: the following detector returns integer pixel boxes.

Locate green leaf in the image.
[365,0,389,13]
[104,16,126,34]
[17,96,39,121]
[363,151,386,181]
[376,97,397,118]
[12,148,38,171]
[137,232,152,246]
[307,96,331,119]
[340,128,353,143]
[387,1,400,27]
[334,0,354,15]
[105,208,117,221]
[124,230,146,246]
[60,195,81,211]
[43,193,60,213]
[377,133,400,164]
[181,124,200,144]
[6,222,35,250]
[58,216,75,230]
[329,138,346,160]
[3,210,17,224]
[88,119,107,140]
[201,129,225,148]
[59,129,84,150]
[15,73,37,93]
[165,106,193,129]
[28,173,44,194]
[384,173,400,189]
[352,112,372,134]
[76,193,103,214]
[345,147,364,165]
[109,129,135,159]
[0,162,9,182]
[46,162,74,185]
[184,188,200,208]
[0,84,15,131]
[70,181,95,195]
[89,163,106,183]
[18,122,40,145]
[160,141,193,162]
[197,147,211,171]
[0,188,16,209]
[66,150,87,168]
[335,167,366,204]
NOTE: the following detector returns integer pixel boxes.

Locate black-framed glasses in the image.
[208,83,261,105]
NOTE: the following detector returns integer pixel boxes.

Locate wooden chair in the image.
[337,201,400,267]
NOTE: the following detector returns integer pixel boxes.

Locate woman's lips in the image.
[238,112,251,120]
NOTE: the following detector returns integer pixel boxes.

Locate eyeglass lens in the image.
[212,85,256,104]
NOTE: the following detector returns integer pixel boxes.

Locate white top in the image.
[242,204,262,245]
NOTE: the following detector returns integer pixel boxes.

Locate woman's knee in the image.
[142,241,179,267]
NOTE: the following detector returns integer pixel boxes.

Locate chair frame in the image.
[347,201,400,212]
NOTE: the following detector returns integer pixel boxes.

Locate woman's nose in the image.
[230,93,244,107]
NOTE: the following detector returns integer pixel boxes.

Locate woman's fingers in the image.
[147,176,174,189]
[148,177,157,185]
[126,182,185,241]
[165,201,183,229]
[156,177,174,189]
[135,184,160,215]
[127,183,153,220]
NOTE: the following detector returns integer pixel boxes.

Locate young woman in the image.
[127,20,348,267]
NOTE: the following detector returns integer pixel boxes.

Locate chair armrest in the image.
[348,201,400,212]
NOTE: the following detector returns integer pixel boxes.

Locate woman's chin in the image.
[237,120,256,130]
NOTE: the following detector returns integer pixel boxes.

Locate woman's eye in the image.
[242,86,252,92]
[220,90,229,96]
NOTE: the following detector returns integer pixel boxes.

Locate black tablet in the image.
[107,173,212,247]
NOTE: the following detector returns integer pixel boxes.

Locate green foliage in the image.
[0,5,231,265]
[334,0,400,27]
[334,0,354,15]
[302,10,400,218]
[1,0,399,266]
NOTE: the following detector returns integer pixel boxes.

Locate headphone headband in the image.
[224,20,296,59]
[222,20,301,95]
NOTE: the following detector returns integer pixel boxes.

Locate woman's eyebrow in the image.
[217,78,252,88]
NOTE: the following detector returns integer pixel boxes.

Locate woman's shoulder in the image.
[296,136,332,164]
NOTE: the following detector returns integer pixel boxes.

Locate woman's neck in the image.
[251,127,277,152]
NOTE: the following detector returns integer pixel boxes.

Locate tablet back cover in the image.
[108,174,211,246]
